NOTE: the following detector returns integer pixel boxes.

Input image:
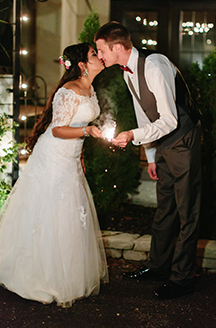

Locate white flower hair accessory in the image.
[59,55,71,70]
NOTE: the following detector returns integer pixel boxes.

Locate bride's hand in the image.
[86,126,102,138]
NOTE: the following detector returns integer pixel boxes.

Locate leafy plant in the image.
[0,113,25,209]
[85,66,141,214]
[78,10,100,50]
[79,11,141,215]
[185,51,216,239]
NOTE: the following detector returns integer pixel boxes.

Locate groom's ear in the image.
[113,43,122,52]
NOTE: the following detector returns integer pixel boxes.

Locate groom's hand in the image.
[112,130,134,148]
[147,162,158,180]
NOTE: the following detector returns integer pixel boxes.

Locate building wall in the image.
[35,0,62,97]
[35,0,110,98]
[77,0,110,35]
[110,0,216,70]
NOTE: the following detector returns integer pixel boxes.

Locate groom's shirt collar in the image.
[126,47,139,75]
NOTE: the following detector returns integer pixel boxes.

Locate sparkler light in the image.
[94,112,117,142]
[101,121,116,142]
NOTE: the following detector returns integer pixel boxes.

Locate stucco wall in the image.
[35,0,110,98]
[77,0,110,36]
[35,0,62,97]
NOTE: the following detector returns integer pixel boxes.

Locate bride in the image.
[0,43,108,307]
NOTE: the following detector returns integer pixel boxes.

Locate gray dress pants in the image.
[147,122,202,285]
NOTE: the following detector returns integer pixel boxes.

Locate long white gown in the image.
[0,86,108,307]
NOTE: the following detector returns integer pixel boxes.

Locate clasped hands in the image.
[89,127,134,147]
[88,127,158,180]
[111,130,134,148]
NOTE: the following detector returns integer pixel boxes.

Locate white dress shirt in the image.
[124,47,178,163]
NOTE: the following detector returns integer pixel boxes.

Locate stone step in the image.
[102,231,216,272]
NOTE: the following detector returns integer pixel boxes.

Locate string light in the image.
[20,149,27,155]
[142,39,157,46]
[21,83,28,89]
[135,16,141,22]
[135,17,158,27]
[21,15,29,22]
[149,20,158,26]
[182,21,214,36]
[20,49,28,55]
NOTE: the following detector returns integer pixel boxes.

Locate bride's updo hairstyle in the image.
[62,43,90,80]
[26,43,91,152]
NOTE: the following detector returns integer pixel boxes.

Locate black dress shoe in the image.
[122,265,166,281]
[153,280,195,299]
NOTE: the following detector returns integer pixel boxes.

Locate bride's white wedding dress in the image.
[0,86,108,307]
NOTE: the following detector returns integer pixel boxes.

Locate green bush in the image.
[78,10,100,50]
[185,51,216,239]
[79,11,141,215]
[85,66,141,214]
[0,113,24,209]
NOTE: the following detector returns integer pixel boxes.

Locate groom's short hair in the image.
[94,21,132,50]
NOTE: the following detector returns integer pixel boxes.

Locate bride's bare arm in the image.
[52,125,102,139]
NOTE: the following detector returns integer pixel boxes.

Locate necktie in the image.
[120,65,133,74]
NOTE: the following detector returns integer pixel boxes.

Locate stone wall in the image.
[102,231,216,273]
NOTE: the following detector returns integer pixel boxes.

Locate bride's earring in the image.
[83,68,89,77]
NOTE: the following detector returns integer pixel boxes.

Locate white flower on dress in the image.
[32,218,43,235]
[79,206,87,229]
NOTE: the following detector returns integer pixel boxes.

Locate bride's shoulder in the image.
[55,83,79,99]
[61,81,81,95]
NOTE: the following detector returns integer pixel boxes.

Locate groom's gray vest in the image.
[128,49,201,147]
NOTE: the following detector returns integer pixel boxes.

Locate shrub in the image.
[79,11,141,215]
[0,113,24,209]
[185,51,216,239]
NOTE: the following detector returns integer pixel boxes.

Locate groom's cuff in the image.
[144,147,156,163]
[131,128,146,145]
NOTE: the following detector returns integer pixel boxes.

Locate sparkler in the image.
[94,112,117,142]
[101,121,116,142]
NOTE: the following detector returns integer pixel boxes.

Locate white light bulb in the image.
[21,15,28,21]
[135,16,141,22]
[21,49,28,55]
[21,83,28,89]
[20,149,27,155]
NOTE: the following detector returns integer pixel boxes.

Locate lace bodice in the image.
[50,86,100,128]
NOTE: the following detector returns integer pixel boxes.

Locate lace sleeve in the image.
[51,88,80,128]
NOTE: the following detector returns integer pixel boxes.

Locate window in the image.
[179,10,216,68]
[123,11,158,51]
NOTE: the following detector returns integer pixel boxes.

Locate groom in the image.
[95,21,202,299]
